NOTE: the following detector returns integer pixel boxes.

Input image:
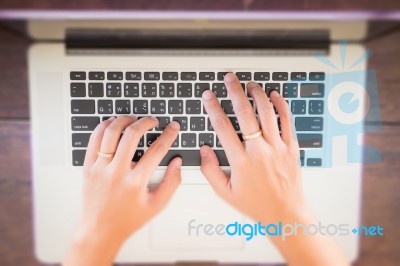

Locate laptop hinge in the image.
[66,28,330,56]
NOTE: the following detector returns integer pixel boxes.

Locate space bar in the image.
[159,150,229,166]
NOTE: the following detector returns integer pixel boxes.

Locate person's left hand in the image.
[64,115,182,266]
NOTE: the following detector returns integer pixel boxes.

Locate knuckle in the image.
[212,116,231,131]
[150,141,168,154]
[235,103,254,118]
[124,123,141,137]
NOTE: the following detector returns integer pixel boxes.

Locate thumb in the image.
[150,157,182,210]
[200,146,231,200]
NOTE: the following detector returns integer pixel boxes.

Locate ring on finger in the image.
[242,129,263,141]
[97,151,115,158]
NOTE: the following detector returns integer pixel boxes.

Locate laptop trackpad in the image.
[149,184,245,250]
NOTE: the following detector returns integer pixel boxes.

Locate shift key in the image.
[71,117,100,131]
[297,134,323,148]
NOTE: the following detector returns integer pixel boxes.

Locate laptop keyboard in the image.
[70,71,325,167]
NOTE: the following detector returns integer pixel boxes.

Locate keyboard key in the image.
[212,83,227,98]
[132,149,144,162]
[297,134,323,148]
[181,72,197,81]
[72,150,86,166]
[151,100,166,114]
[71,100,95,114]
[146,133,161,146]
[181,133,196,147]
[291,100,306,114]
[300,150,305,166]
[162,72,178,81]
[216,136,222,147]
[177,83,192,97]
[107,72,123,80]
[70,71,86,80]
[290,72,307,81]
[283,83,298,98]
[221,100,234,114]
[229,117,240,131]
[169,100,184,114]
[272,72,288,81]
[144,72,160,80]
[126,72,142,80]
[124,83,139,97]
[199,72,215,81]
[98,100,113,114]
[301,83,324,98]
[199,133,214,147]
[309,72,325,81]
[115,100,131,114]
[295,117,323,131]
[217,72,228,81]
[72,133,91,147]
[88,83,104,97]
[106,83,122,97]
[309,100,324,114]
[71,117,100,131]
[132,100,148,114]
[159,150,198,166]
[173,116,188,131]
[138,137,144,147]
[89,72,105,80]
[172,135,179,147]
[207,118,214,131]
[159,83,175,97]
[142,83,157,97]
[155,117,170,131]
[307,158,322,167]
[194,83,210,98]
[186,100,201,114]
[236,72,251,81]
[265,83,281,95]
[70,83,86,97]
[254,72,270,81]
[190,117,205,131]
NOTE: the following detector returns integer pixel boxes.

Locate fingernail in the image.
[247,81,259,89]
[270,90,280,97]
[175,157,182,169]
[200,147,208,157]
[108,116,116,121]
[170,121,180,129]
[202,90,214,101]
[224,72,236,82]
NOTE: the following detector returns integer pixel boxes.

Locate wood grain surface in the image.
[0,7,399,266]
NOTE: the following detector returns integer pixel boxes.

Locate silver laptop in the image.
[0,10,393,264]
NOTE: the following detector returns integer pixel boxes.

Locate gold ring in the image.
[242,130,263,141]
[98,151,115,158]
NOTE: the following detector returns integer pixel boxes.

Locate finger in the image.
[98,115,137,163]
[224,73,260,136]
[200,145,232,201]
[247,82,280,142]
[270,90,293,143]
[113,116,159,166]
[202,90,244,159]
[149,157,182,211]
[135,121,180,180]
[84,117,115,167]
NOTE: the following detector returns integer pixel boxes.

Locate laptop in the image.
[0,10,395,264]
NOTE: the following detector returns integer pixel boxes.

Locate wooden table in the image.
[0,2,399,265]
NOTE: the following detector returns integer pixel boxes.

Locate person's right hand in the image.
[200,73,310,224]
[200,73,349,266]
